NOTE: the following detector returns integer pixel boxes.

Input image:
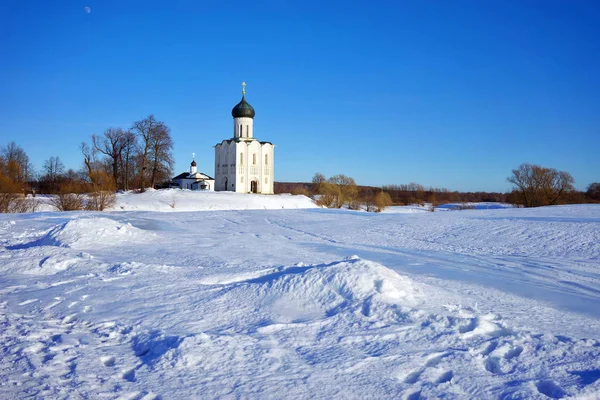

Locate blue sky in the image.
[1,0,598,192]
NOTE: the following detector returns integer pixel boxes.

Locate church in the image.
[214,83,275,194]
[171,157,215,191]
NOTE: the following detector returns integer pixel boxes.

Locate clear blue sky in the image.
[1,0,598,192]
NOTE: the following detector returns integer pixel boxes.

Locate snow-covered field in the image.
[1,191,599,399]
[32,188,319,213]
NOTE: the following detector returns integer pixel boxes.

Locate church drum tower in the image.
[214,83,274,194]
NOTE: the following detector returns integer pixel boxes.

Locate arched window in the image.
[240,153,243,165]
[265,154,268,165]
[253,153,256,165]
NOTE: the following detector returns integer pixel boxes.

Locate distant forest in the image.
[275,180,598,207]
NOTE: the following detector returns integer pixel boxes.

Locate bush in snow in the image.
[51,183,86,211]
[312,173,359,209]
[375,191,393,212]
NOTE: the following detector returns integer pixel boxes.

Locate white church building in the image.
[171,157,215,191]
[214,83,275,194]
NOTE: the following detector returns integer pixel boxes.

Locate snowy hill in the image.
[1,202,599,399]
[32,189,318,213]
[111,189,318,212]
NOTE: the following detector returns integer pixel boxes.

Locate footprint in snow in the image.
[483,344,524,374]
[477,340,498,356]
[405,389,422,400]
[402,352,451,385]
[436,370,454,384]
[122,367,136,381]
[536,380,566,399]
[504,345,523,359]
[425,352,449,367]
[484,356,502,374]
[403,369,422,384]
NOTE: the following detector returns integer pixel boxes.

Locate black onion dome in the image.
[191,160,197,167]
[231,96,255,119]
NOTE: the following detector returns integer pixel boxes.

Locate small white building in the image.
[214,83,274,194]
[171,159,215,191]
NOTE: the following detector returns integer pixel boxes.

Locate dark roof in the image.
[191,160,196,166]
[172,172,214,181]
[231,95,255,119]
[172,172,190,180]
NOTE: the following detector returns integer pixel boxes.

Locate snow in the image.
[111,188,319,212]
[31,189,318,213]
[1,191,599,399]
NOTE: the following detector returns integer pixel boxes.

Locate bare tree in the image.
[311,173,326,195]
[40,156,65,193]
[587,182,600,201]
[81,141,97,183]
[0,162,37,212]
[0,141,33,184]
[328,174,358,208]
[0,142,37,212]
[507,163,575,207]
[120,130,137,191]
[131,115,171,191]
[92,128,128,189]
[148,124,174,188]
[43,156,65,181]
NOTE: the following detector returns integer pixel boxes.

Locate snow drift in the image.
[198,256,420,328]
[45,218,154,249]
[110,189,318,212]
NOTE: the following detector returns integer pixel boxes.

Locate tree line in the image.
[274,163,599,210]
[0,114,174,212]
[275,174,392,212]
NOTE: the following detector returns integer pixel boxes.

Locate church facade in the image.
[214,83,274,194]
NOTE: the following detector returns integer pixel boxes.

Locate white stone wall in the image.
[214,139,274,194]
[172,178,214,191]
[214,140,236,191]
[233,117,254,139]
